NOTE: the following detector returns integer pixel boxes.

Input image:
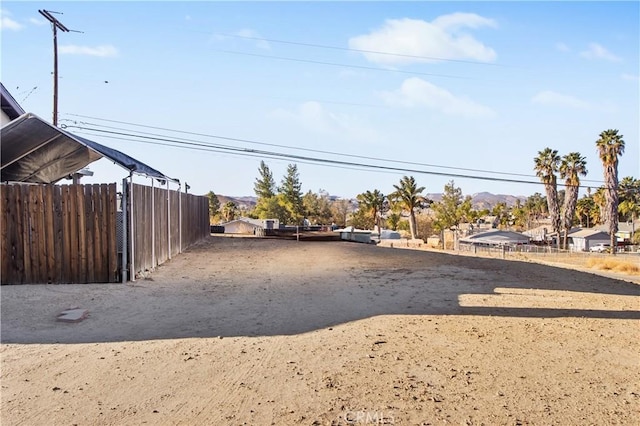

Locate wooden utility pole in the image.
[38,9,81,127]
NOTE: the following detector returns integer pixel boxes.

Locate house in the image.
[568,229,610,252]
[1,83,26,126]
[221,218,279,235]
[595,220,639,243]
[460,229,530,247]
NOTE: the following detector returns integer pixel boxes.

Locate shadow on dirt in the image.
[2,237,639,344]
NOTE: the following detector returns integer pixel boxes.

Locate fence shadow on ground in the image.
[2,237,639,344]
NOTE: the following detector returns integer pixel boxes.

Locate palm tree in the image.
[559,152,587,249]
[356,189,386,230]
[596,129,625,254]
[618,177,640,224]
[221,201,238,222]
[592,187,606,225]
[576,196,596,227]
[534,148,561,245]
[389,176,426,240]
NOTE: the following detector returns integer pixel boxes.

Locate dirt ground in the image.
[1,236,639,425]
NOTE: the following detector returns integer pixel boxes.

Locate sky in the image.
[1,1,638,200]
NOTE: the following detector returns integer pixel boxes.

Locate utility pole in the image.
[38,9,81,127]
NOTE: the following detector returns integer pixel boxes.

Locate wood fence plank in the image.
[11,186,23,284]
[107,183,117,282]
[53,186,63,283]
[35,186,47,282]
[1,186,10,284]
[85,185,95,283]
[93,184,105,282]
[19,185,31,284]
[68,185,78,283]
[44,185,56,283]
[76,185,87,283]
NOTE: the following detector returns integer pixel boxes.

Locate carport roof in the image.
[1,113,176,184]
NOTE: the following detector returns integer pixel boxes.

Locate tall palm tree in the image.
[534,148,561,245]
[389,176,425,240]
[356,189,386,230]
[559,152,587,249]
[596,129,625,254]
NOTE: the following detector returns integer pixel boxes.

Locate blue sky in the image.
[2,1,638,199]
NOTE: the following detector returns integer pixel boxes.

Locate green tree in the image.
[330,199,351,227]
[431,180,470,232]
[385,211,402,231]
[221,201,238,222]
[511,198,528,230]
[253,161,278,220]
[254,161,276,199]
[596,129,625,254]
[576,195,600,228]
[347,208,371,229]
[618,177,640,222]
[356,189,386,230]
[206,191,220,222]
[278,164,304,225]
[389,176,426,240]
[534,148,561,242]
[492,202,510,228]
[592,187,606,225]
[303,190,333,225]
[559,152,588,249]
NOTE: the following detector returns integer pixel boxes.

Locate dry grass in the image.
[479,251,640,277]
[586,257,640,274]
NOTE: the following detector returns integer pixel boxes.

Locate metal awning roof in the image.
[1,113,176,184]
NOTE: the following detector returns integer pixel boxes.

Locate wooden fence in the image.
[1,183,119,284]
[128,183,209,278]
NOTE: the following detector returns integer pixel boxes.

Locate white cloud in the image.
[236,28,270,50]
[378,77,496,118]
[1,9,23,31]
[348,14,497,66]
[270,101,378,142]
[580,42,622,62]
[29,17,47,26]
[531,90,592,109]
[59,44,118,57]
[555,42,570,52]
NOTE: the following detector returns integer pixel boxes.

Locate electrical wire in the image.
[62,113,607,185]
[66,123,600,190]
[199,30,507,67]
[212,49,473,80]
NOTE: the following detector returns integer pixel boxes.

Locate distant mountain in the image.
[469,192,527,209]
[216,195,257,210]
[217,192,526,211]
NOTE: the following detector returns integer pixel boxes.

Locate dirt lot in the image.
[1,236,639,425]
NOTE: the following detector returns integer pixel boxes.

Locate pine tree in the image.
[278,164,304,225]
[254,161,276,200]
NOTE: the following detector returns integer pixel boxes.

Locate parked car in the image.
[589,243,611,253]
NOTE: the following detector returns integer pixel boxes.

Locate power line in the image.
[65,123,602,190]
[201,30,506,67]
[212,49,472,80]
[62,113,607,185]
